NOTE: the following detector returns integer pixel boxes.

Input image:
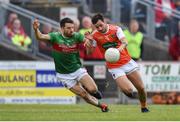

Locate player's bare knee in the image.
[88,87,98,93]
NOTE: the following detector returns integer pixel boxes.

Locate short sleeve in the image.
[48,32,57,43]
[116,27,125,40]
[75,33,84,43]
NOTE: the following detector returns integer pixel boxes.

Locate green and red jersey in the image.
[49,32,84,74]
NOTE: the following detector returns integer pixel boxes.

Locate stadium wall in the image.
[142,38,172,61]
[0,42,44,60]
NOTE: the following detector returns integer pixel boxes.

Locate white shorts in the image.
[56,68,88,89]
[108,59,139,79]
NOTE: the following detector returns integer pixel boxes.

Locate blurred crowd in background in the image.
[0,0,180,104]
[0,0,180,60]
[152,92,180,104]
[0,0,179,61]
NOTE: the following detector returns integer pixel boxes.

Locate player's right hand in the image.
[33,19,40,30]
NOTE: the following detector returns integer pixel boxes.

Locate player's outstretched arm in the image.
[84,38,95,55]
[117,38,128,52]
[33,19,50,41]
[84,31,96,54]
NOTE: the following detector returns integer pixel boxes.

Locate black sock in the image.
[90,91,102,99]
[124,92,136,98]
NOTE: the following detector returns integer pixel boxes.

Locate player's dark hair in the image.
[91,13,104,24]
[60,17,74,27]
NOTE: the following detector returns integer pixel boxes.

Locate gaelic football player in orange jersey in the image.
[85,13,149,113]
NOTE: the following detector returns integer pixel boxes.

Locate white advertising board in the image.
[139,62,180,92]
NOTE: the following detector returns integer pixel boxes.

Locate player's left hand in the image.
[84,39,93,48]
[85,31,93,40]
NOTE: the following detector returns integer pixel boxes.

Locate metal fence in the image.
[0,2,59,59]
[131,0,180,42]
[91,0,180,43]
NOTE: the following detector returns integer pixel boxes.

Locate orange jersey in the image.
[92,24,131,69]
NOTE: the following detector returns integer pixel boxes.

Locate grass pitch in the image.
[0,104,180,121]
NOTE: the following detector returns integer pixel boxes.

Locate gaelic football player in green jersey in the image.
[33,18,108,112]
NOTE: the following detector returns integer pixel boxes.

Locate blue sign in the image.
[36,70,64,87]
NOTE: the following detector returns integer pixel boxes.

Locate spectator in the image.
[79,16,92,35]
[152,92,178,104]
[167,92,177,104]
[39,23,53,56]
[10,18,32,51]
[79,16,104,60]
[123,19,144,61]
[42,23,52,34]
[155,0,175,41]
[1,13,18,40]
[151,92,166,104]
[4,13,25,37]
[73,18,80,32]
[168,21,180,61]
